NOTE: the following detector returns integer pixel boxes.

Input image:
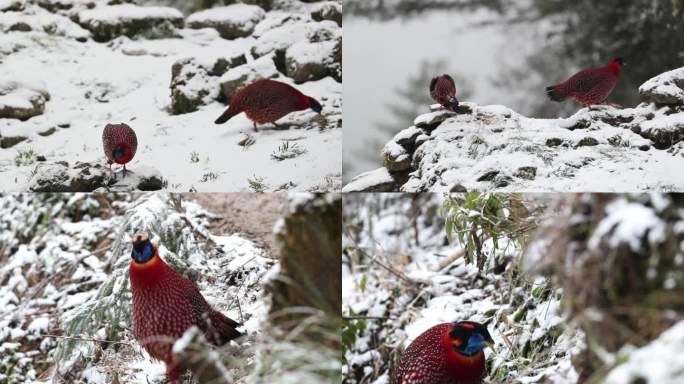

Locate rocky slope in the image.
[344,67,684,192]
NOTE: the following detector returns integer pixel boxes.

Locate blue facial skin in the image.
[131,242,154,263]
[462,333,488,356]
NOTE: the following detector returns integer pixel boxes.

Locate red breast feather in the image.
[391,323,486,384]
[130,251,242,380]
[546,59,622,105]
[214,79,312,125]
[102,123,137,165]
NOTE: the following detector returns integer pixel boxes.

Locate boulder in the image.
[0,0,23,12]
[241,0,273,11]
[342,167,398,192]
[186,3,265,40]
[218,54,279,102]
[382,141,411,173]
[639,67,684,106]
[29,161,115,192]
[0,6,89,40]
[284,38,339,83]
[0,80,50,120]
[1,134,27,148]
[640,114,684,149]
[28,161,165,192]
[251,20,338,59]
[77,4,184,42]
[311,2,341,26]
[170,55,246,114]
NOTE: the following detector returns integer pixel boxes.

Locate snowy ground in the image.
[0,1,342,192]
[342,194,583,384]
[0,193,276,383]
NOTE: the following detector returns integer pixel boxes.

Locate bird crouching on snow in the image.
[214,79,323,131]
[391,321,494,384]
[102,123,137,176]
[546,57,624,107]
[430,74,459,112]
[129,234,242,383]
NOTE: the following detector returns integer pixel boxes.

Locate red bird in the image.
[546,57,624,106]
[214,79,322,131]
[102,123,137,175]
[391,321,494,384]
[430,74,459,112]
[129,234,242,383]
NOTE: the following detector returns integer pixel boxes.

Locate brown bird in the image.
[546,57,624,107]
[214,79,322,131]
[129,234,242,383]
[102,123,137,175]
[430,74,459,112]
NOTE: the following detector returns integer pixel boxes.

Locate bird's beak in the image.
[484,339,495,351]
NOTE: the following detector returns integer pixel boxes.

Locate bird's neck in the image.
[129,253,168,289]
[297,95,311,111]
[113,145,134,164]
[607,62,622,77]
[441,331,486,380]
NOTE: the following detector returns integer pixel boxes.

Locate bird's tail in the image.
[214,107,238,125]
[448,98,460,112]
[207,309,243,344]
[545,83,568,102]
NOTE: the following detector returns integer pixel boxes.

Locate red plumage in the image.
[391,322,492,384]
[102,123,137,173]
[430,75,459,112]
[214,79,322,131]
[546,58,624,106]
[129,234,242,383]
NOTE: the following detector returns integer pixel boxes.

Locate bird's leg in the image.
[122,164,127,177]
[253,122,259,132]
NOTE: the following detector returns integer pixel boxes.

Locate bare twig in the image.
[44,334,133,347]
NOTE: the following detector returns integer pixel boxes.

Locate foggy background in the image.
[343,0,684,182]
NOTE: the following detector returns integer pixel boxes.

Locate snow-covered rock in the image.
[0,5,90,40]
[218,53,280,101]
[639,67,684,106]
[347,68,684,192]
[342,167,399,192]
[0,0,23,12]
[311,1,342,26]
[285,36,341,83]
[251,20,339,58]
[605,320,684,384]
[77,4,184,42]
[0,79,50,120]
[186,3,265,40]
[170,54,246,114]
[28,161,165,192]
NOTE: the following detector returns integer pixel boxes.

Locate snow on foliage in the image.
[342,194,583,383]
[0,193,275,383]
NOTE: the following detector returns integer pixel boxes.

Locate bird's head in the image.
[131,234,156,264]
[113,146,126,161]
[610,57,625,67]
[448,321,494,356]
[308,97,322,114]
